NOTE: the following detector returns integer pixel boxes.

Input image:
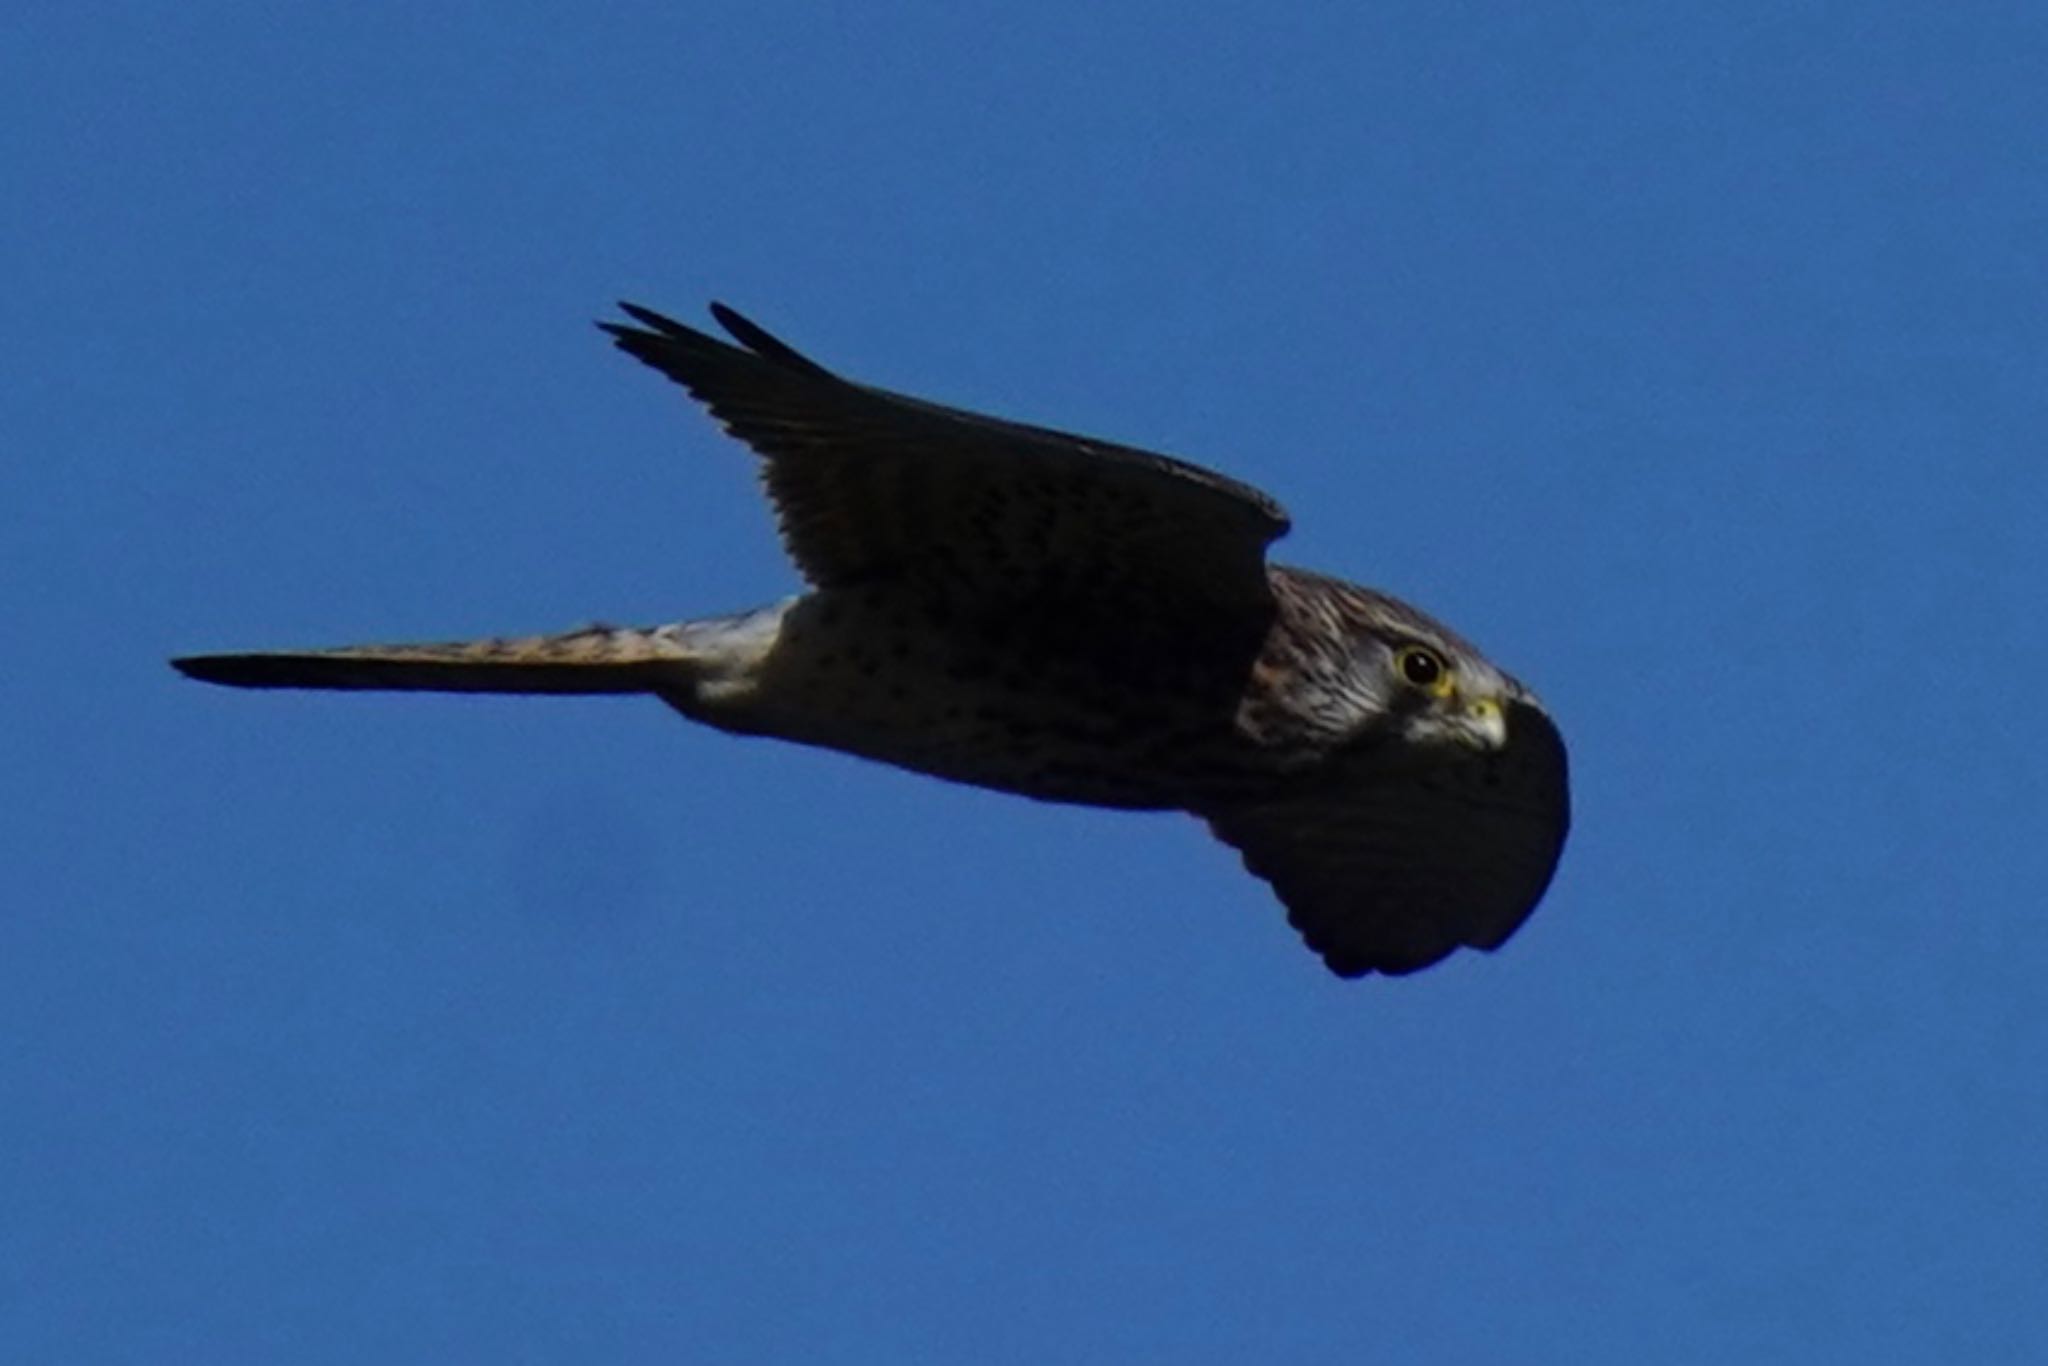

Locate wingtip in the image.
[598,303,691,364]
[1314,939,1458,979]
[705,303,834,376]
[706,300,746,334]
[610,300,684,334]
[599,299,831,376]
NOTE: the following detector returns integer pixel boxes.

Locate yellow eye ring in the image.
[1396,645,1452,695]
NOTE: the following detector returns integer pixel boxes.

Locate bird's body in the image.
[176,302,1569,977]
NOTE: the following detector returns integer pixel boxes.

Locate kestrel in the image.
[174,302,1569,977]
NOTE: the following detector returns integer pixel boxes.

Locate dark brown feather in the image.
[1201,702,1569,977]
[171,628,684,695]
[599,304,1290,638]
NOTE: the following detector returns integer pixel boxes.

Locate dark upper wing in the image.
[1203,701,1570,978]
[599,303,1291,621]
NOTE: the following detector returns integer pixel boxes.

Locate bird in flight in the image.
[174,301,1569,978]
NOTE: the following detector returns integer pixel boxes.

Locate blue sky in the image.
[6,4,2044,1361]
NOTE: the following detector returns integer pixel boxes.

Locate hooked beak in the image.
[1456,695,1510,752]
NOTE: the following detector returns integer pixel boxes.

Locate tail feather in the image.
[171,625,688,696]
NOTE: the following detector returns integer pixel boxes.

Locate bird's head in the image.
[1326,587,1545,758]
[1367,631,1520,752]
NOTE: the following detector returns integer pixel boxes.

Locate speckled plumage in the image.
[174,301,1569,978]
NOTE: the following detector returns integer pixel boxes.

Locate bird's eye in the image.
[1396,645,1448,691]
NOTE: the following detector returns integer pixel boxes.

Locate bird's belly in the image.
[664,589,1261,809]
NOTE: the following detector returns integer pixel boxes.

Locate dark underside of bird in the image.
[174,300,1569,979]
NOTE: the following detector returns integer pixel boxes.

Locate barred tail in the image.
[171,625,690,696]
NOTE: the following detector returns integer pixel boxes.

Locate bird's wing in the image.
[1202,702,1570,977]
[600,303,1291,624]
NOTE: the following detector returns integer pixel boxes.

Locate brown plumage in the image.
[174,301,1569,978]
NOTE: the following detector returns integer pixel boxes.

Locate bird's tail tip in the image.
[169,625,687,696]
